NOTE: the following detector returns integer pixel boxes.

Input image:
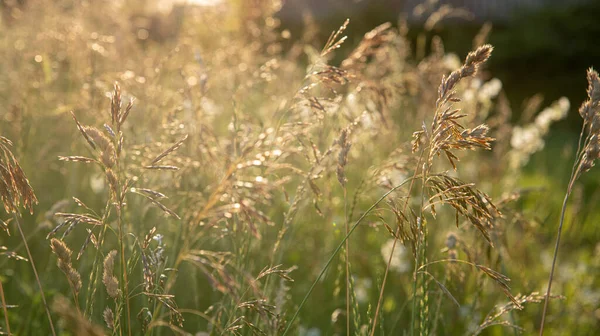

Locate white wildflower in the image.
[355,278,372,304]
[442,53,461,71]
[510,125,543,153]
[463,89,475,102]
[470,78,483,90]
[380,239,410,273]
[479,78,502,100]
[535,97,570,132]
[90,173,105,194]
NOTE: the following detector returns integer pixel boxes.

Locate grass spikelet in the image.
[322,18,349,57]
[476,292,563,335]
[70,112,96,150]
[476,264,521,309]
[58,156,98,164]
[436,44,493,108]
[0,218,9,235]
[105,169,119,201]
[104,307,115,330]
[50,238,72,265]
[111,82,122,126]
[83,127,112,153]
[50,238,82,299]
[77,229,97,260]
[103,250,120,299]
[341,22,394,70]
[336,128,351,187]
[149,134,189,165]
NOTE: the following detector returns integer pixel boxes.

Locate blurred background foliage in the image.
[280,0,600,124]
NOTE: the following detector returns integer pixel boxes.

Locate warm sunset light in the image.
[0,1,598,335]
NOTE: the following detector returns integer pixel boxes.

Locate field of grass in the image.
[1,1,599,335]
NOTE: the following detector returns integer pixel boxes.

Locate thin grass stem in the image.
[539,190,570,335]
[539,125,586,335]
[117,205,132,336]
[370,151,424,336]
[0,278,11,336]
[13,211,56,336]
[282,177,415,336]
[344,187,350,336]
[84,201,111,318]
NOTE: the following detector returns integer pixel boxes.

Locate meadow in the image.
[0,1,599,335]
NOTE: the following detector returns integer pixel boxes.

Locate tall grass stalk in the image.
[282,177,415,336]
[369,153,423,336]
[412,158,431,336]
[0,278,10,336]
[538,122,585,334]
[149,162,239,327]
[344,187,351,336]
[14,211,57,336]
[540,68,600,335]
[117,207,132,336]
[337,128,352,335]
[83,204,111,318]
[538,191,570,336]
[2,3,598,334]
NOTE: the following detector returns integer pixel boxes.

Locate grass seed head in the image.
[50,238,81,295]
[103,250,120,299]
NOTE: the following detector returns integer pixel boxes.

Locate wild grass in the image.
[539,68,600,335]
[0,1,598,335]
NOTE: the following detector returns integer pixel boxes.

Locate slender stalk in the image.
[0,278,11,336]
[117,207,132,336]
[370,152,424,336]
[70,287,81,315]
[539,189,571,335]
[539,126,585,335]
[263,149,339,298]
[416,161,430,336]
[281,178,414,336]
[430,271,448,335]
[417,221,429,335]
[149,161,239,329]
[372,235,404,336]
[410,244,419,336]
[13,211,57,336]
[110,299,119,336]
[84,201,111,318]
[344,187,350,336]
[410,163,427,336]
